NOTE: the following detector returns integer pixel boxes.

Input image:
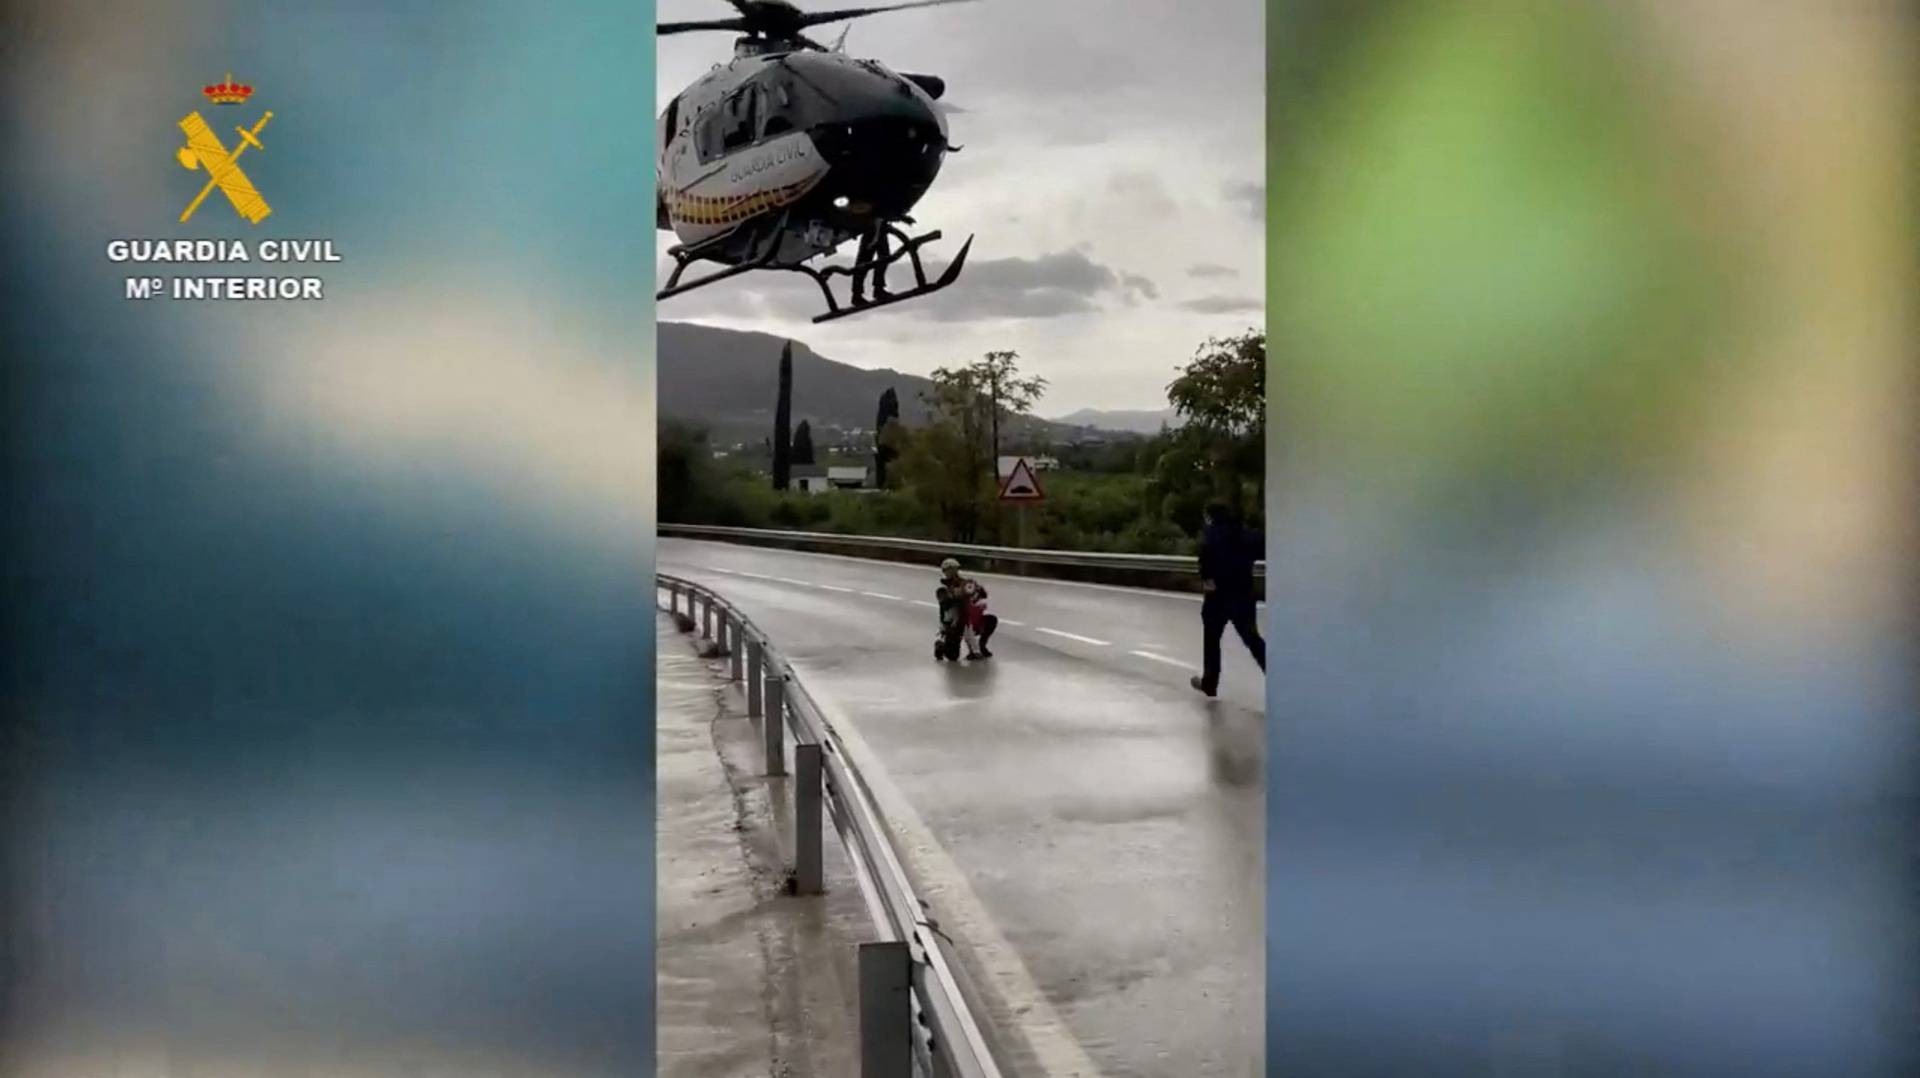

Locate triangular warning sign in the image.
[998,457,1045,502]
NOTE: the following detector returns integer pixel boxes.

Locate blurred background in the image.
[1265,1,1914,1074]
[1,2,655,1075]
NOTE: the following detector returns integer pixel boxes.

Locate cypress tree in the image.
[772,341,793,489]
[874,387,899,487]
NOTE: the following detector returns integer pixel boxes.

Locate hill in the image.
[658,321,1139,449]
[1050,408,1181,434]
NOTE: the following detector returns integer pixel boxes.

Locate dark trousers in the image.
[1201,594,1264,693]
[853,225,891,298]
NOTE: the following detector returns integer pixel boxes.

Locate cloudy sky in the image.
[655,0,1266,414]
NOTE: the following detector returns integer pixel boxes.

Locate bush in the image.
[664,424,1252,556]
[1116,518,1193,555]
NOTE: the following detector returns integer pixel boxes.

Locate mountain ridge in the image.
[1048,407,1181,434]
[658,321,1149,446]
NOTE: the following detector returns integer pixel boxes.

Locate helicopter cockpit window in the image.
[661,96,680,149]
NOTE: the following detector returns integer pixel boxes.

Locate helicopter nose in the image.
[809,113,948,218]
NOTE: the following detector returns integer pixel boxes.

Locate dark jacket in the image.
[1198,520,1259,600]
[935,577,984,626]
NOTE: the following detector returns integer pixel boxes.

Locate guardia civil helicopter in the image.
[656,0,976,322]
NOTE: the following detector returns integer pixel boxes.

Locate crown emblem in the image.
[202,73,253,105]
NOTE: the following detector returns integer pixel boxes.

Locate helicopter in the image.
[655,0,977,323]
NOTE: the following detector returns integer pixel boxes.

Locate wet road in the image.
[659,538,1265,1078]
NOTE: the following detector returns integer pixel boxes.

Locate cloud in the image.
[653,262,821,324]
[656,248,1160,326]
[1106,171,1180,218]
[1224,181,1265,221]
[1187,263,1239,279]
[1121,272,1160,301]
[1178,295,1263,314]
[906,249,1159,322]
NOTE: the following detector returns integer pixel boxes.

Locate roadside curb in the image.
[656,612,863,1078]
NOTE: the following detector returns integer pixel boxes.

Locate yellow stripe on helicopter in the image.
[668,176,820,227]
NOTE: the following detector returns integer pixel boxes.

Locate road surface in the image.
[659,537,1265,1078]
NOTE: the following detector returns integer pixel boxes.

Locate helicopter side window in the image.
[719,86,758,151]
[761,84,794,138]
[695,102,731,162]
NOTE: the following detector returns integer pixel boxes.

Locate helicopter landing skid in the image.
[792,226,972,324]
[655,223,786,302]
[655,217,972,323]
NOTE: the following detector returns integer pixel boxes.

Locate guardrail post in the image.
[728,615,745,681]
[859,941,913,1077]
[701,595,713,639]
[795,742,823,895]
[762,676,786,777]
[746,640,764,718]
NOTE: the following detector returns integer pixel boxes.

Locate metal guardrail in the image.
[661,522,1267,577]
[659,574,1005,1078]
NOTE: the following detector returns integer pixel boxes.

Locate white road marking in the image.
[769,576,813,588]
[997,618,1025,627]
[1130,649,1195,670]
[1035,627,1110,647]
[908,599,938,608]
[793,672,1110,1078]
[818,584,856,594]
[861,591,903,601]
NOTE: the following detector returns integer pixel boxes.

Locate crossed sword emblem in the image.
[176,110,274,224]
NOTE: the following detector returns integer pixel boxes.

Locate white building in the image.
[827,465,870,490]
[997,455,1060,477]
[787,464,830,493]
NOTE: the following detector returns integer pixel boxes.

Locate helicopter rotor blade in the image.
[795,0,978,31]
[658,17,752,34]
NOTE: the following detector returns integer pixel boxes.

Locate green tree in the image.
[918,352,1049,539]
[922,363,991,484]
[974,350,1049,465]
[1166,329,1265,519]
[658,421,712,524]
[793,419,815,465]
[1145,436,1212,534]
[895,419,993,542]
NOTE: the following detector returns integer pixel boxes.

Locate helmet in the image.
[939,558,960,572]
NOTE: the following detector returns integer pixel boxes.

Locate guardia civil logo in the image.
[176,74,275,224]
[106,70,343,302]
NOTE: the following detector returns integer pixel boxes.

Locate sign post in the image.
[997,456,1045,547]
